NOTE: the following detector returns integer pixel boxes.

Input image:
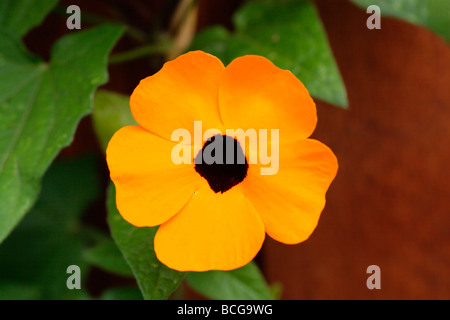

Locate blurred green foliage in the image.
[0,155,99,299]
[191,0,348,107]
[92,90,137,152]
[83,239,134,278]
[99,287,144,300]
[351,0,450,42]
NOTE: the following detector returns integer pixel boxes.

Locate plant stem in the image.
[109,40,173,64]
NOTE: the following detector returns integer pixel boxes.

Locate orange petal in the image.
[219,55,317,141]
[130,51,225,141]
[241,139,338,244]
[154,182,265,271]
[106,126,201,227]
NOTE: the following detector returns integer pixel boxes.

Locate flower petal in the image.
[154,182,265,271]
[219,55,317,141]
[241,139,338,244]
[106,126,201,227]
[130,51,225,141]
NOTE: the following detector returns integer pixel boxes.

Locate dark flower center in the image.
[194,134,248,193]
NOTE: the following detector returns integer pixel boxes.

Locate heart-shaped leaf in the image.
[107,184,184,300]
[0,24,124,244]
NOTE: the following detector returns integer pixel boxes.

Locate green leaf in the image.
[0,155,100,299]
[190,0,348,107]
[107,183,184,300]
[351,0,450,41]
[0,283,42,300]
[186,261,274,300]
[0,0,59,38]
[100,287,144,300]
[83,239,134,277]
[92,90,137,152]
[269,282,283,300]
[0,24,124,244]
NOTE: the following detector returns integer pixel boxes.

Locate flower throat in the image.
[194,134,248,193]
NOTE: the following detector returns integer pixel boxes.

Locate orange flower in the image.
[106,51,338,272]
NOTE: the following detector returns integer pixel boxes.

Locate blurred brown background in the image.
[264,0,450,300]
[26,0,450,299]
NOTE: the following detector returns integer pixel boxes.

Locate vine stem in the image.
[109,40,173,64]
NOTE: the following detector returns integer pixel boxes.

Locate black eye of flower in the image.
[194,134,248,193]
